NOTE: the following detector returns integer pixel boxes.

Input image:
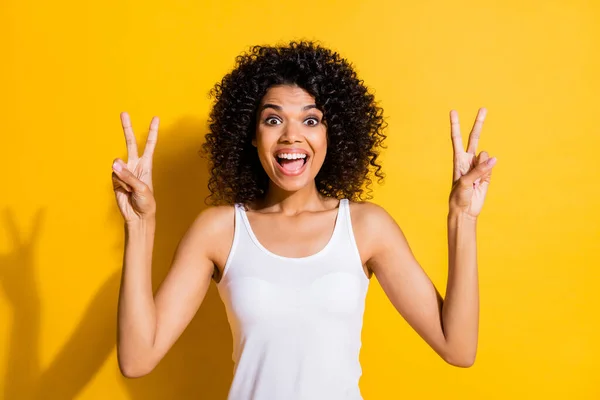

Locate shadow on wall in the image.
[0,116,233,400]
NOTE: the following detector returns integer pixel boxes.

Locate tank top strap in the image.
[233,202,256,247]
[339,198,363,268]
[339,198,351,237]
[220,203,244,280]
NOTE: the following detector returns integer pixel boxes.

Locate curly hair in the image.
[200,40,387,206]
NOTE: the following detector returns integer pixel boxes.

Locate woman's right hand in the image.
[112,112,159,223]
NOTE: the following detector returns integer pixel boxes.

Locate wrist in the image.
[448,209,478,223]
[125,216,156,230]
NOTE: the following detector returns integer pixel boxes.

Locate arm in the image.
[443,211,479,366]
[117,206,233,378]
[111,113,235,377]
[362,204,478,367]
[365,108,496,367]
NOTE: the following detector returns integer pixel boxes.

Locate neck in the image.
[256,181,329,215]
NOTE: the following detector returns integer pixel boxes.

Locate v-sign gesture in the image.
[112,112,160,223]
[448,108,497,219]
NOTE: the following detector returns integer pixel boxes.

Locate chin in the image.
[271,176,314,193]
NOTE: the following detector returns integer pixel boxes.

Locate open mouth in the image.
[274,153,309,175]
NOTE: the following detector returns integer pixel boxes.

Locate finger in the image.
[461,154,497,186]
[142,116,159,159]
[473,151,489,186]
[450,110,464,156]
[477,151,490,164]
[112,172,132,192]
[120,112,139,161]
[112,159,146,193]
[112,159,133,192]
[467,108,486,155]
[114,186,131,198]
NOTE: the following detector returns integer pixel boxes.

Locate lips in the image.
[273,148,310,177]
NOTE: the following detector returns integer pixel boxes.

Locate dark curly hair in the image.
[200,41,387,205]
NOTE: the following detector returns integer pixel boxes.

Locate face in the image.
[253,85,327,193]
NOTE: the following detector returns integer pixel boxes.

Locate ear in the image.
[251,137,257,147]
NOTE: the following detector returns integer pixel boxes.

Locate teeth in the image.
[277,153,307,160]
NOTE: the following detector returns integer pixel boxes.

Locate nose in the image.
[279,121,303,144]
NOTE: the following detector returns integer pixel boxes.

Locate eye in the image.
[265,117,282,125]
[304,117,320,126]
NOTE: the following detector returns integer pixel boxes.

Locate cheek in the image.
[255,139,280,176]
[310,129,328,162]
[256,145,273,170]
[254,131,276,158]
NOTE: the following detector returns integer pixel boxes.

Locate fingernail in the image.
[113,161,122,172]
[487,157,497,166]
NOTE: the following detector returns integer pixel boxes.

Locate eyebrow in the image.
[260,103,318,112]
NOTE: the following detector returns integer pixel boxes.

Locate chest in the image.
[245,209,339,258]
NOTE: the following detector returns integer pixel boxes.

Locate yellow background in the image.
[1,0,598,399]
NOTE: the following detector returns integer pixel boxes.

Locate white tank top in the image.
[216,198,370,400]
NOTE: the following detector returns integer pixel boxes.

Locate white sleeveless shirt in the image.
[216,199,370,400]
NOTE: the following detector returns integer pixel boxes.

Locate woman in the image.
[111,41,497,399]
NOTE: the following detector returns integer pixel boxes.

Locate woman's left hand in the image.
[448,108,497,219]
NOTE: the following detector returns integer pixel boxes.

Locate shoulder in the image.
[348,200,396,231]
[347,200,402,261]
[192,204,236,231]
[185,205,236,261]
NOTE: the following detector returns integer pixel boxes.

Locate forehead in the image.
[259,85,316,108]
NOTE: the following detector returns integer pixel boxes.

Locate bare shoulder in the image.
[184,205,236,276]
[348,200,396,232]
[347,200,401,266]
[191,205,235,233]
